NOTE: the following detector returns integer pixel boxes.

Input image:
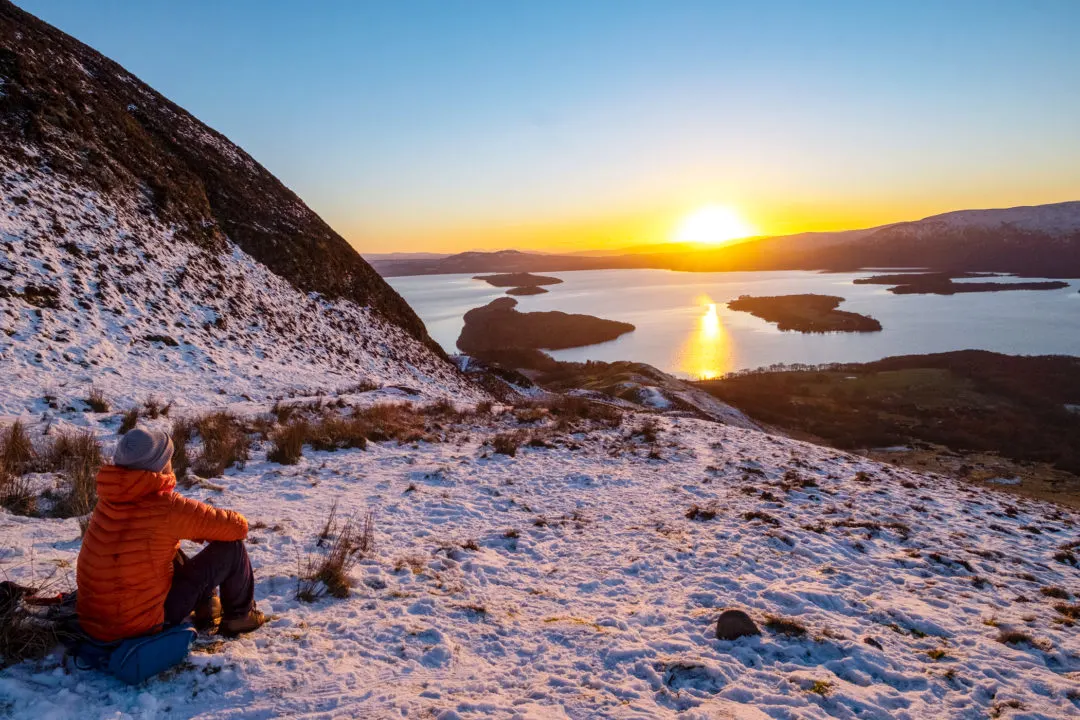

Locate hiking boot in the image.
[220,606,267,637]
[192,595,222,632]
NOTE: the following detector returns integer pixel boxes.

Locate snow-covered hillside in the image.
[1,402,1078,719]
[0,0,479,413]
[0,156,482,413]
[904,201,1080,237]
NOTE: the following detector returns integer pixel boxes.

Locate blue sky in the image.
[17,0,1080,252]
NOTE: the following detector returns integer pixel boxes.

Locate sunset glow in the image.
[674,206,757,247]
[678,295,733,380]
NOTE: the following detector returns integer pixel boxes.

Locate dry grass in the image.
[1040,586,1070,600]
[0,580,66,668]
[352,403,429,444]
[0,466,35,516]
[996,629,1036,647]
[297,507,375,602]
[85,387,109,413]
[47,430,102,520]
[307,414,369,453]
[191,413,250,477]
[170,418,194,484]
[118,408,139,434]
[630,417,660,443]
[0,421,34,475]
[685,503,718,521]
[492,431,526,457]
[764,614,808,636]
[268,420,309,465]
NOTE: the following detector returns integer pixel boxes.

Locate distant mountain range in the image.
[369,202,1080,278]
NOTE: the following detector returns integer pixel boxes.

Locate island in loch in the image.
[727,294,882,333]
[457,297,635,353]
[853,272,1069,295]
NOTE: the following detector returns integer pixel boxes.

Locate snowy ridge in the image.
[0,156,482,414]
[1,409,1078,718]
[898,201,1080,238]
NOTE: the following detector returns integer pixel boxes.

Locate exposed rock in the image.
[715,609,761,640]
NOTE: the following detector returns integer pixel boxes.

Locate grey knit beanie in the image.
[113,427,174,473]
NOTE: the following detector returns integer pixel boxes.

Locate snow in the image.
[2,407,1078,719]
[909,201,1080,236]
[0,157,481,415]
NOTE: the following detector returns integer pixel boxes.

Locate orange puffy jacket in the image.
[76,465,248,641]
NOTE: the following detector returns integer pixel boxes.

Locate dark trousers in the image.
[164,540,254,625]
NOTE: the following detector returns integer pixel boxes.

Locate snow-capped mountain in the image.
[910,201,1080,235]
[0,0,480,412]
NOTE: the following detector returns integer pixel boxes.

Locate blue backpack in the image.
[63,620,196,685]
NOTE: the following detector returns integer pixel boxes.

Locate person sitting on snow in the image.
[76,427,266,641]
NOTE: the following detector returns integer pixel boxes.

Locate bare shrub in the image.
[546,395,622,429]
[268,420,309,465]
[297,507,374,602]
[85,388,109,413]
[475,400,494,415]
[48,430,102,520]
[118,408,139,434]
[0,421,35,474]
[317,499,339,547]
[170,419,194,484]
[492,431,525,457]
[192,413,250,477]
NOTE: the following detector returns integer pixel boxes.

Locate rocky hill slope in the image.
[0,1,479,411]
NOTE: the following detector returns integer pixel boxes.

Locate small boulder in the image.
[715,609,760,640]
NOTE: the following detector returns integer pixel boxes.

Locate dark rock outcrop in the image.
[716,609,761,640]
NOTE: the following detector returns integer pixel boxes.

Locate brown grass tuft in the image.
[170,418,194,484]
[268,420,309,465]
[85,388,109,413]
[297,507,375,602]
[764,614,808,636]
[118,408,139,434]
[0,421,35,474]
[47,430,103,520]
[192,413,250,477]
[492,431,526,457]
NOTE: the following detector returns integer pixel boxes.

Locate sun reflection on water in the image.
[677,295,734,380]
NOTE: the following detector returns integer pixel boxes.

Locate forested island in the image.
[854,272,1069,295]
[474,272,563,287]
[457,297,634,353]
[727,294,882,333]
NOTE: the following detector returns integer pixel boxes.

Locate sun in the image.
[674,205,757,246]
